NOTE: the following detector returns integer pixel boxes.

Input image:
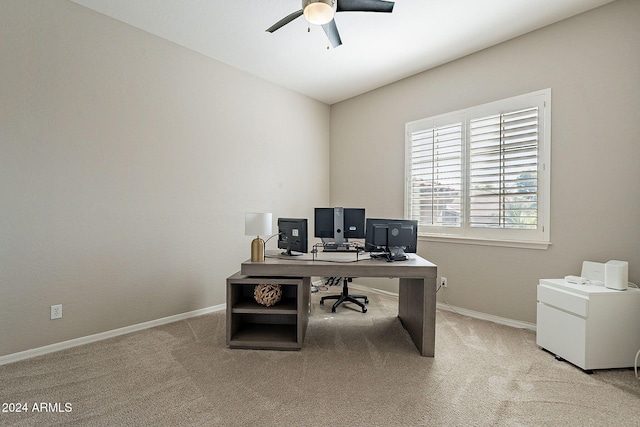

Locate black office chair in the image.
[320,277,369,313]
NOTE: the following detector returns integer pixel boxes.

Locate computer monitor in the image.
[344,208,366,239]
[314,207,365,246]
[277,218,308,256]
[314,208,335,240]
[364,218,418,254]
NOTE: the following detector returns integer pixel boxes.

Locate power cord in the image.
[438,286,462,316]
[263,232,281,245]
[325,277,342,287]
[636,348,640,379]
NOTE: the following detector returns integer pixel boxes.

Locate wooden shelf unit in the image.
[226,272,310,350]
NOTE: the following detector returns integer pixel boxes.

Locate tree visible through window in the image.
[468,107,539,229]
[405,89,551,248]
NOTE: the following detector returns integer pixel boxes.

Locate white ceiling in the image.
[71,0,615,105]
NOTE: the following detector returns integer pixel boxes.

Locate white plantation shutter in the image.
[469,107,539,229]
[405,89,551,248]
[408,123,462,227]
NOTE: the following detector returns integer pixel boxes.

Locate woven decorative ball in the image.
[254,283,282,307]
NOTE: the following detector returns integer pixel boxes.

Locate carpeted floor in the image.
[1,285,639,426]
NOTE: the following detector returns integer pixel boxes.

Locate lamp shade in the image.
[245,213,272,237]
[302,0,336,25]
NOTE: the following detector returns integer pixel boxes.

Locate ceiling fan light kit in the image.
[302,0,336,26]
[267,0,395,48]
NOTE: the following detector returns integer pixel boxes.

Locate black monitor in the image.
[277,218,308,256]
[344,208,366,239]
[365,218,418,254]
[314,208,335,239]
[314,207,365,246]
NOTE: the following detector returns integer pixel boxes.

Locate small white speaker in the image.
[605,260,628,290]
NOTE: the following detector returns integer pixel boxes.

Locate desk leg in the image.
[398,277,436,357]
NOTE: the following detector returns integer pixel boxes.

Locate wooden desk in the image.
[240,252,437,357]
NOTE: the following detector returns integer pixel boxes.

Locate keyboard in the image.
[322,244,358,252]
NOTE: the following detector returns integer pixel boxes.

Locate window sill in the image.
[419,234,551,250]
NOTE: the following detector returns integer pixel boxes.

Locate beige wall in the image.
[330,0,640,323]
[0,0,330,356]
[2,0,638,359]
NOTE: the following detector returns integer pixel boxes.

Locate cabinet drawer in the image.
[536,302,587,369]
[537,284,588,317]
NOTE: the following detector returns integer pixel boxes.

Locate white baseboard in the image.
[2,286,536,366]
[360,284,536,332]
[0,304,226,366]
[436,302,536,331]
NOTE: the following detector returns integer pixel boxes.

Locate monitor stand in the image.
[389,246,409,261]
[370,246,409,261]
[280,249,303,256]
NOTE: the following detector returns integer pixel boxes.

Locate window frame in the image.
[404,89,551,249]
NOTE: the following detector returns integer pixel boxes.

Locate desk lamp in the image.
[245,213,272,262]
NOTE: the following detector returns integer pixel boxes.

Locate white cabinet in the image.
[536,279,640,371]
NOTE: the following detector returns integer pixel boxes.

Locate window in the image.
[405,89,551,249]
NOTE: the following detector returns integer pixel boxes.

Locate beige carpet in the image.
[1,285,639,426]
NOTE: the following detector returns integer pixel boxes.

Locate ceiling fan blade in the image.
[337,0,394,13]
[266,9,304,33]
[322,19,342,48]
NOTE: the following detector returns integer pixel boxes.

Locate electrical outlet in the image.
[440,277,448,288]
[51,304,62,320]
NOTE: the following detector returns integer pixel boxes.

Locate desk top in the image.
[241,250,437,279]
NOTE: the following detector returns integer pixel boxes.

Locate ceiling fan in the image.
[266,0,395,48]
